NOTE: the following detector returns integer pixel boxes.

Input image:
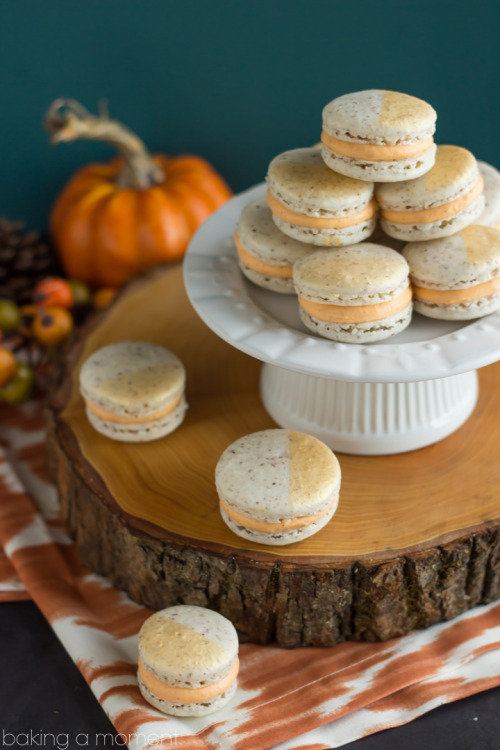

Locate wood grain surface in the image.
[46,263,500,646]
[61,264,500,560]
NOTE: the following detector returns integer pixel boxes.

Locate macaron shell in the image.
[321,141,436,182]
[322,90,437,144]
[236,199,312,264]
[299,302,412,343]
[413,293,500,321]
[477,161,500,228]
[80,341,185,419]
[85,396,187,443]
[137,673,237,717]
[266,148,374,215]
[380,193,485,242]
[293,245,410,304]
[376,145,480,211]
[219,496,338,546]
[402,225,500,289]
[272,212,377,246]
[138,606,239,688]
[215,429,341,522]
[238,261,296,293]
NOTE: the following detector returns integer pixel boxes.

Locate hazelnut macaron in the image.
[403,225,500,320]
[321,89,437,182]
[293,244,412,343]
[376,145,485,241]
[216,429,341,546]
[266,147,377,246]
[137,605,239,717]
[234,199,312,293]
[80,341,187,442]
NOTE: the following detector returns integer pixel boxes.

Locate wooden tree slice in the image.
[46,264,500,647]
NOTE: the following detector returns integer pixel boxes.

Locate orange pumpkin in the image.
[46,99,233,288]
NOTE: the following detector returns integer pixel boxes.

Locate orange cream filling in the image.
[266,190,377,229]
[85,394,182,424]
[413,276,500,304]
[138,656,239,704]
[321,131,434,162]
[219,496,336,533]
[298,285,412,324]
[234,232,293,278]
[381,175,484,225]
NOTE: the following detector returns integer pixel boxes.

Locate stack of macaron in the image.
[265,148,378,247]
[320,89,437,183]
[375,144,484,241]
[215,428,341,545]
[137,605,239,716]
[234,199,313,293]
[234,88,500,338]
[293,244,413,343]
[402,225,500,320]
[80,341,187,442]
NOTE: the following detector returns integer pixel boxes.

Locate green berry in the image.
[67,278,92,307]
[0,362,35,404]
[0,299,22,334]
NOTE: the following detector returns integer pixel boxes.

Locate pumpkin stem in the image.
[45,98,165,190]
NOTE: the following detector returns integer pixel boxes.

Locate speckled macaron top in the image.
[215,429,341,523]
[266,147,374,216]
[235,199,311,264]
[376,145,481,210]
[138,606,239,688]
[477,161,500,228]
[402,225,500,289]
[322,90,437,145]
[79,341,185,419]
[293,244,410,305]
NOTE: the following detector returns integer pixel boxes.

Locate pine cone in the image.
[0,218,61,306]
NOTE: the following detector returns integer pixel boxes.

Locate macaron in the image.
[266,147,377,246]
[79,341,187,442]
[321,89,437,182]
[293,244,412,343]
[234,199,312,293]
[215,428,341,546]
[402,225,500,320]
[376,145,485,241]
[137,605,239,717]
[476,161,500,229]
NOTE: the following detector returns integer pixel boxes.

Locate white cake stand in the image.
[183,184,500,455]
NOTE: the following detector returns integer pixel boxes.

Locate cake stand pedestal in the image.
[184,183,500,456]
[260,366,478,454]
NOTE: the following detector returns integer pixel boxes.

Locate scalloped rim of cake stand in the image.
[183,183,500,384]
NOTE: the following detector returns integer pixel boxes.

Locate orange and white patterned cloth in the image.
[1,399,500,750]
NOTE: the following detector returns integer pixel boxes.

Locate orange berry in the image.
[32,306,74,347]
[33,277,74,309]
[93,287,118,309]
[0,346,17,387]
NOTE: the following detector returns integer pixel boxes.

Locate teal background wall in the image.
[1,0,499,230]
